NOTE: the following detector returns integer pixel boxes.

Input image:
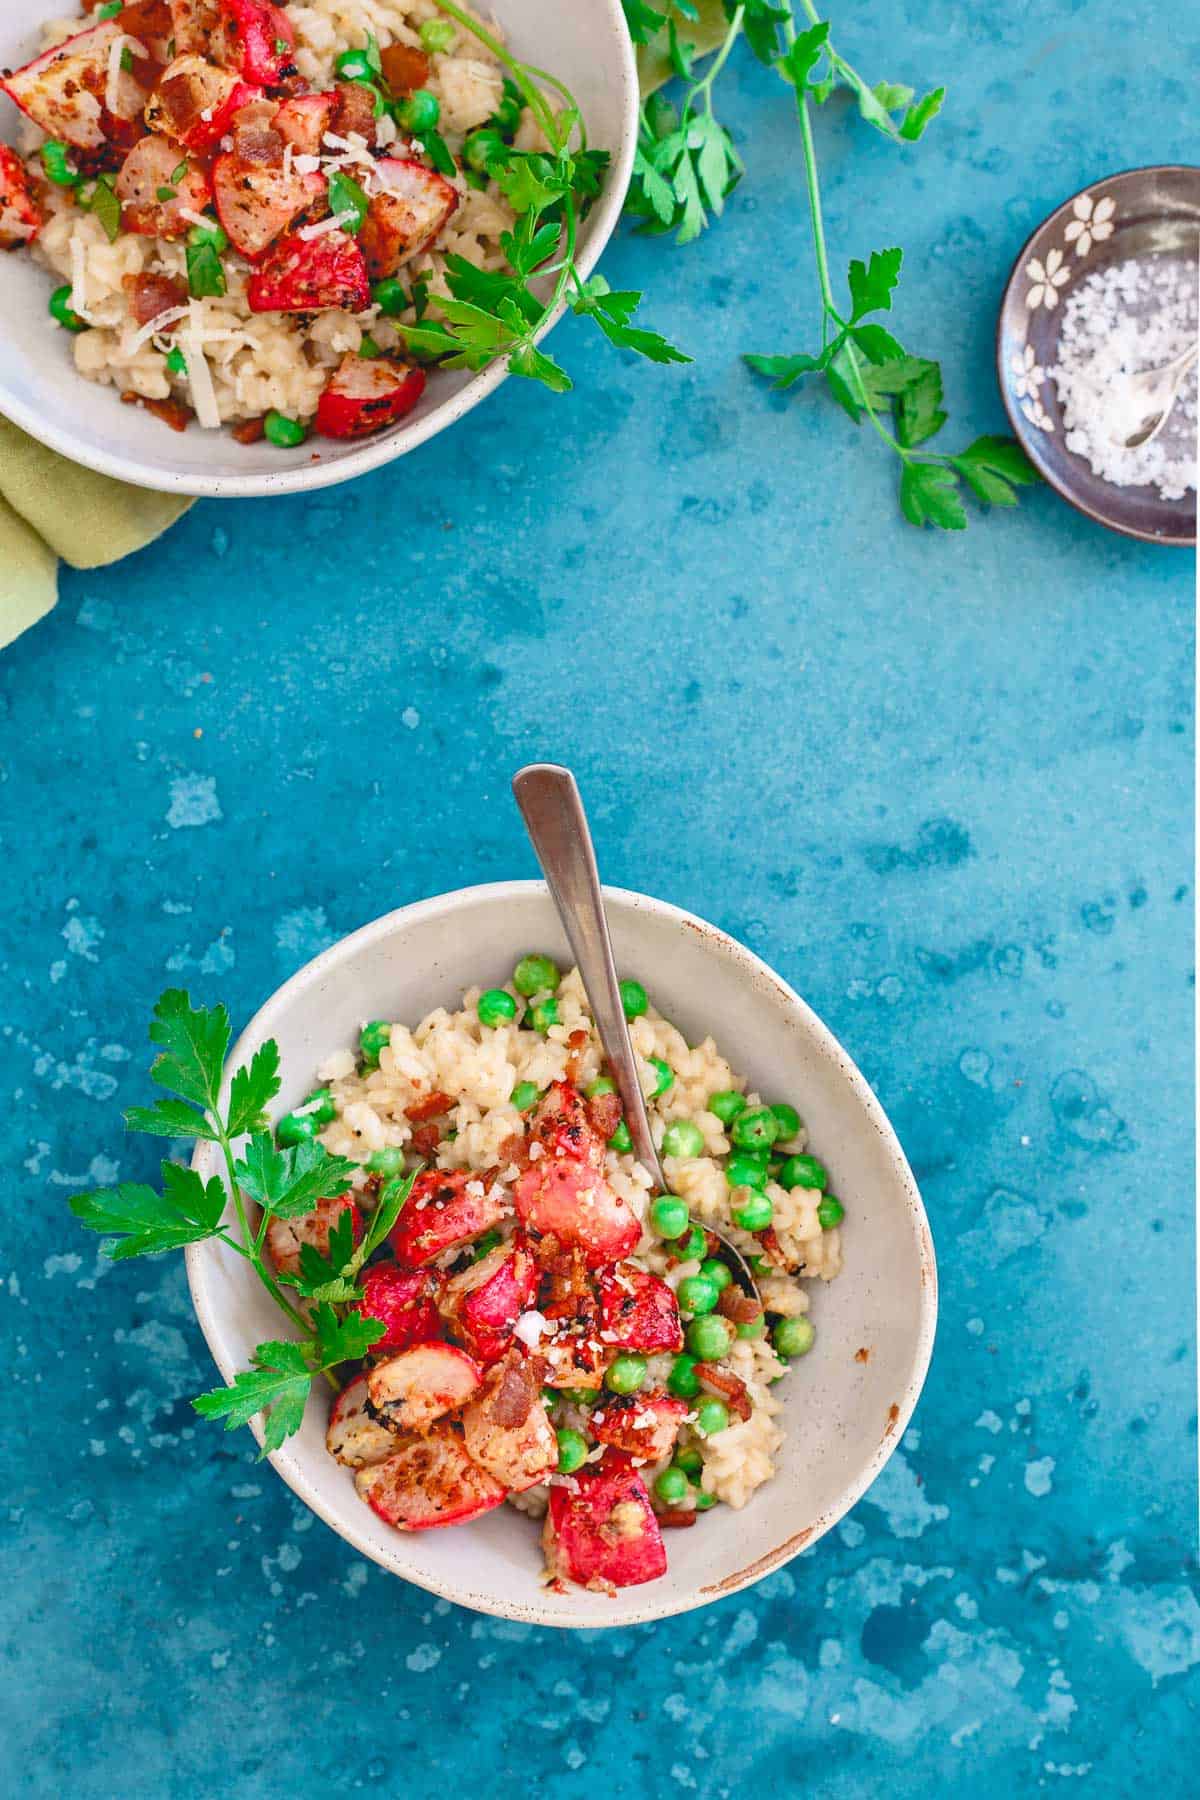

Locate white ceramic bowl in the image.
[187,883,937,1627]
[0,2,636,497]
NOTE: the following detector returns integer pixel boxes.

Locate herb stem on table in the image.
[624,1,1039,529]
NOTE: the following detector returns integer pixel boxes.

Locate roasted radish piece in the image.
[273,91,336,156]
[366,1341,481,1434]
[218,0,296,84]
[265,1192,361,1278]
[439,1238,538,1366]
[461,1351,556,1491]
[0,147,41,251]
[315,354,427,440]
[212,152,323,259]
[545,1453,668,1590]
[591,1389,689,1462]
[359,158,458,280]
[145,54,259,152]
[597,1264,683,1353]
[354,1262,442,1354]
[1,20,140,151]
[515,1156,640,1268]
[388,1169,508,1267]
[246,228,370,313]
[540,1322,606,1391]
[116,137,213,237]
[530,1080,605,1169]
[355,1422,507,1530]
[326,1374,401,1469]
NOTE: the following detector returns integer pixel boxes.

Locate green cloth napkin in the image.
[0,4,729,651]
[0,416,192,649]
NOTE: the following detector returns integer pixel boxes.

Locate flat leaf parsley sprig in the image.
[69,991,418,1453]
[623,2,1037,528]
[391,0,690,391]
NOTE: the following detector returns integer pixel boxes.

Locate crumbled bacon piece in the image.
[121,390,192,432]
[126,271,186,326]
[231,416,266,443]
[716,1286,762,1325]
[693,1361,753,1421]
[585,1090,622,1142]
[379,43,429,93]
[407,1090,453,1124]
[655,1507,699,1528]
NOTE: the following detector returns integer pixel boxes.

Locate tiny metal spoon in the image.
[1118,341,1198,449]
[511,761,761,1301]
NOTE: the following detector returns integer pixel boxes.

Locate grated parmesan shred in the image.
[179,308,221,429]
[127,305,191,353]
[105,34,147,118]
[297,210,357,241]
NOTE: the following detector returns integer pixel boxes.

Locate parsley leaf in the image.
[847,247,903,320]
[950,436,1040,506]
[742,350,827,388]
[421,128,457,178]
[70,1162,227,1258]
[193,1340,313,1452]
[124,1096,218,1140]
[359,1168,419,1262]
[573,275,692,365]
[621,0,667,45]
[312,1301,385,1368]
[277,1207,361,1301]
[225,1041,281,1138]
[899,462,968,531]
[235,1133,356,1219]
[79,173,121,243]
[328,169,370,234]
[148,989,229,1113]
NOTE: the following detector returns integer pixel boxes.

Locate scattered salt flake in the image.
[513,1310,550,1348]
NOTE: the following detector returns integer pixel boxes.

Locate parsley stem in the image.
[687,4,744,113]
[430,0,563,148]
[214,1124,311,1335]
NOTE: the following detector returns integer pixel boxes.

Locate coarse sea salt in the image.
[1047,251,1198,501]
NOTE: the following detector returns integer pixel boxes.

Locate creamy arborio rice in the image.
[317,966,843,1519]
[22,1,529,424]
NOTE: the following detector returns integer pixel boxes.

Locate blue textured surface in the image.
[1,3,1197,1793]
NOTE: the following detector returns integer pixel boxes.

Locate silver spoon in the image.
[1117,341,1198,449]
[512,761,760,1300]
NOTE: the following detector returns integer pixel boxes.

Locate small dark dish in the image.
[997,165,1199,547]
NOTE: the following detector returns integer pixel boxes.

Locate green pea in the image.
[41,140,77,187]
[608,1121,633,1153]
[695,1397,730,1436]
[770,1103,801,1139]
[276,1111,317,1146]
[732,1192,773,1232]
[301,1088,336,1125]
[490,79,523,137]
[335,48,373,80]
[676,1275,719,1317]
[471,1228,502,1261]
[699,1258,732,1293]
[419,18,456,51]
[726,1152,768,1192]
[730,1105,780,1151]
[773,1316,816,1359]
[678,1223,708,1261]
[556,1427,589,1474]
[667,1352,701,1399]
[49,285,86,332]
[360,1020,391,1065]
[187,218,228,252]
[818,1196,845,1229]
[357,333,382,359]
[736,1314,767,1340]
[619,978,648,1019]
[654,1466,690,1506]
[165,346,187,375]
[584,1076,615,1099]
[530,997,559,1034]
[367,1145,405,1174]
[649,1056,675,1097]
[541,1386,559,1409]
[395,87,440,133]
[264,410,307,448]
[674,1447,703,1479]
[778,1153,828,1190]
[464,126,506,174]
[560,1387,598,1406]
[513,953,560,996]
[662,1119,704,1159]
[693,1490,718,1511]
[685,1314,733,1361]
[510,1080,539,1111]
[605,1354,647,1395]
[708,1090,746,1126]
[650,1195,689,1239]
[477,988,517,1028]
[372,276,407,316]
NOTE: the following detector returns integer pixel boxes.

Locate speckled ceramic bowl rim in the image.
[995,163,1199,547]
[185,882,938,1627]
[0,3,638,500]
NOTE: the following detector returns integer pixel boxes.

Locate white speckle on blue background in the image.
[166,774,222,829]
[405,1643,441,1672]
[1025,1458,1055,1497]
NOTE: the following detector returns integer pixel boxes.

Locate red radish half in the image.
[246,228,370,313]
[355,1263,442,1354]
[545,1452,667,1589]
[145,54,260,153]
[264,1192,361,1278]
[359,157,458,280]
[116,136,213,237]
[355,1423,507,1529]
[2,20,141,151]
[597,1264,683,1353]
[212,152,324,259]
[0,148,41,250]
[388,1169,507,1267]
[326,1374,401,1468]
[440,1237,538,1366]
[461,1352,556,1492]
[366,1341,481,1434]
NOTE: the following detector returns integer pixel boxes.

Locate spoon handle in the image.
[511,763,666,1189]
